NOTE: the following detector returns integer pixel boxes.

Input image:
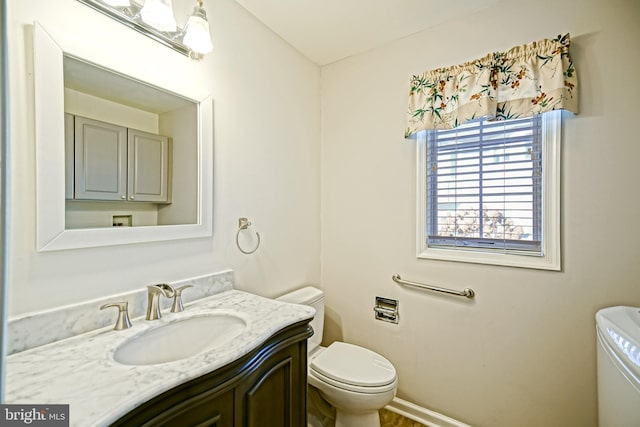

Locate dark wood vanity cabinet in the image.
[111,320,312,427]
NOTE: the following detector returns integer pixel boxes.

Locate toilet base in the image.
[335,409,381,427]
[308,368,396,427]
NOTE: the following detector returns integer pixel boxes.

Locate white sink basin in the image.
[113,313,247,365]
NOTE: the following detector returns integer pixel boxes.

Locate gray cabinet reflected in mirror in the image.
[63,56,196,229]
[34,22,213,251]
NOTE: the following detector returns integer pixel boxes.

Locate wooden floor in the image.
[308,385,427,427]
[380,408,428,427]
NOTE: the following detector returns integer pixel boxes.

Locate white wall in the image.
[65,88,159,133]
[7,0,320,314]
[158,104,198,225]
[320,0,640,426]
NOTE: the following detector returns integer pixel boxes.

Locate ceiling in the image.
[64,55,193,114]
[232,0,500,65]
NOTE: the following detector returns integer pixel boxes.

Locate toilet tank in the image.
[276,287,324,353]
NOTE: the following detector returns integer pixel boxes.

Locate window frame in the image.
[416,110,562,270]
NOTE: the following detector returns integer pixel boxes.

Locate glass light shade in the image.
[182,7,213,54]
[102,0,130,6]
[140,0,177,32]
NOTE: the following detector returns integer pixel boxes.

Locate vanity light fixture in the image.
[76,0,214,59]
[102,0,130,7]
[140,0,177,33]
[182,0,213,54]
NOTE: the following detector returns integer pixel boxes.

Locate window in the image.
[416,110,562,270]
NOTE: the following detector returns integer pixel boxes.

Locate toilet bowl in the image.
[277,287,398,427]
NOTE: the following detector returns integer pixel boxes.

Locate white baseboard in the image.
[385,397,472,427]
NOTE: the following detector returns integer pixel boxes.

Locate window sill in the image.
[417,246,560,271]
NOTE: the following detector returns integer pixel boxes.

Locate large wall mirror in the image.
[34,22,213,251]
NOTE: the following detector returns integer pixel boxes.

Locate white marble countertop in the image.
[5,290,315,427]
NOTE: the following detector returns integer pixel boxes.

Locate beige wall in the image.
[7,0,320,314]
[8,0,640,424]
[320,0,640,426]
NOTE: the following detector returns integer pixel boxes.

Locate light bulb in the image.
[183,5,213,54]
[140,0,177,32]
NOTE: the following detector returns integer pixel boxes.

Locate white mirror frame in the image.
[33,22,213,251]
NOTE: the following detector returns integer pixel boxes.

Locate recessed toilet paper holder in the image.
[374,297,399,324]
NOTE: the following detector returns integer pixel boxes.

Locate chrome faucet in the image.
[146,284,175,320]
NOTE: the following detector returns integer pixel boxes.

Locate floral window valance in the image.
[405,34,578,138]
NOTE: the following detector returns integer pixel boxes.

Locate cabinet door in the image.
[143,389,234,427]
[74,116,127,201]
[127,129,171,203]
[235,343,307,427]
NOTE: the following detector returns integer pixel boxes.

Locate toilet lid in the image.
[310,342,396,387]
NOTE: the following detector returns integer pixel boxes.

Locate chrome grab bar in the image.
[392,274,475,299]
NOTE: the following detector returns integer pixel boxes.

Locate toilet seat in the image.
[310,342,397,393]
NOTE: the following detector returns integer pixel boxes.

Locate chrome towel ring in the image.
[236,218,261,255]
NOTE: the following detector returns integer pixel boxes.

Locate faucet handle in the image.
[171,285,194,313]
[100,301,132,330]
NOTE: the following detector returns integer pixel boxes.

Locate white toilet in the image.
[596,306,640,427]
[277,287,398,427]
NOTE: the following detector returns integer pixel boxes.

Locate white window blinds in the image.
[426,115,543,255]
